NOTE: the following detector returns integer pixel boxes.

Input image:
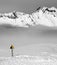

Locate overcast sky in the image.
[0,0,57,13]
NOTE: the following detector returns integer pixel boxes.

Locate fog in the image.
[0,25,57,57]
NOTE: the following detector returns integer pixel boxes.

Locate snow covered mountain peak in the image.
[0,7,57,27]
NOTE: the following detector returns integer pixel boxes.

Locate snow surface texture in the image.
[0,7,57,27]
[0,54,57,65]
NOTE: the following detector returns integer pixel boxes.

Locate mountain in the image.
[0,7,57,27]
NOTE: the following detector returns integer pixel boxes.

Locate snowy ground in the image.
[0,54,57,65]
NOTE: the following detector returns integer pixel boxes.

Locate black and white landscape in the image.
[0,0,57,65]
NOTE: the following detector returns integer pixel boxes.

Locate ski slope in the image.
[0,54,57,65]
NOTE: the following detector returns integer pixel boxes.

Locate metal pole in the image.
[11,49,14,57]
[10,44,14,57]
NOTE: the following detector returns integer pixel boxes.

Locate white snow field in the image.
[0,7,57,27]
[0,54,57,65]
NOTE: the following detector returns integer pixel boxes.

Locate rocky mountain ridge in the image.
[0,7,57,27]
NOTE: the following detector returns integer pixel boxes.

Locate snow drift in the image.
[0,7,57,27]
[0,54,57,65]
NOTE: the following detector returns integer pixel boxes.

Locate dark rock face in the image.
[45,8,56,12]
[7,11,18,19]
[36,7,41,11]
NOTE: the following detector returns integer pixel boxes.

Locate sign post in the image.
[10,44,14,57]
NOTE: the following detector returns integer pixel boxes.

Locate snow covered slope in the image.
[0,7,57,27]
[0,54,57,65]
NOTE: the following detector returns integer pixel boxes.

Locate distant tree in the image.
[10,44,14,57]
